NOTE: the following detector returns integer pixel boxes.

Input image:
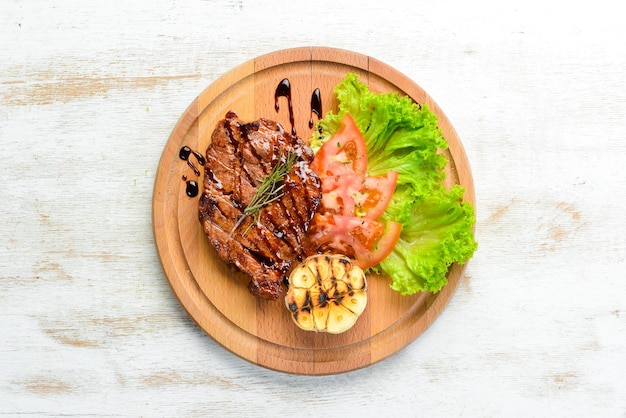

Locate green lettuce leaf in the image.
[310,73,477,295]
[380,186,477,294]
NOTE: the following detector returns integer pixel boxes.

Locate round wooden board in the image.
[152,47,475,375]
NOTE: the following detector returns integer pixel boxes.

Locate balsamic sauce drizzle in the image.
[274,78,296,136]
[179,145,203,197]
[309,88,322,129]
[274,79,323,135]
[179,146,205,166]
[185,180,199,197]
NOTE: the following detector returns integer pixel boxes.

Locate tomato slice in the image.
[364,219,402,268]
[320,170,397,220]
[307,112,401,268]
[305,214,402,270]
[310,113,368,177]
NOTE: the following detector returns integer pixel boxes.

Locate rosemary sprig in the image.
[229,150,298,238]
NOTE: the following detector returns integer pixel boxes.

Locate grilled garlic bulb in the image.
[285,254,367,334]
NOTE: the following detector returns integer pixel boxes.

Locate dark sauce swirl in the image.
[309,88,322,129]
[274,78,296,136]
[179,146,203,198]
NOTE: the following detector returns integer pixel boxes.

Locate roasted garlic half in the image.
[285,254,367,334]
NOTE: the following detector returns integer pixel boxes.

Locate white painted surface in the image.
[1,0,625,416]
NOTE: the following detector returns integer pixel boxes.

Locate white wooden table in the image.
[2,1,625,416]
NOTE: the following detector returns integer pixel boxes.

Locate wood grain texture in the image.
[2,0,626,416]
[153,47,474,375]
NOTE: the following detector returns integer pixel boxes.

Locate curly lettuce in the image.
[310,73,477,295]
[380,186,477,294]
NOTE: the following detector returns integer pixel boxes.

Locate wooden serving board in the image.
[152,47,475,375]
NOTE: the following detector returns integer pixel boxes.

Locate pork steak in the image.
[198,111,322,299]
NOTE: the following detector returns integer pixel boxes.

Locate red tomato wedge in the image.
[305,214,402,270]
[321,170,398,220]
[310,113,368,177]
[305,113,402,269]
[364,219,402,268]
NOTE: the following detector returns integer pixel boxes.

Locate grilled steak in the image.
[198,111,322,300]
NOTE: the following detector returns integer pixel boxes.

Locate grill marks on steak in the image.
[198,111,322,300]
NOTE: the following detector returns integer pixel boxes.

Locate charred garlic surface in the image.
[285,254,367,334]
